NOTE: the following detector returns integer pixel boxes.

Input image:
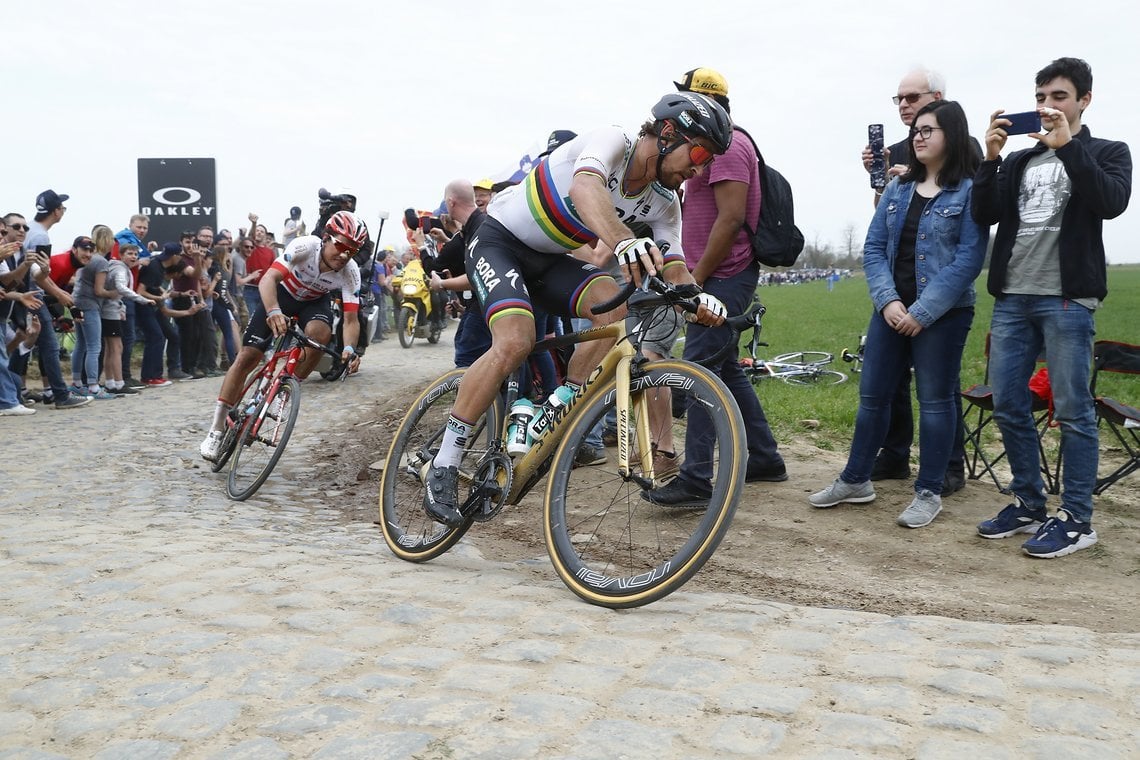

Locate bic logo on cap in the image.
[152,187,202,205]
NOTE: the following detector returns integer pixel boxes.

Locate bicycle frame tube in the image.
[506,320,650,503]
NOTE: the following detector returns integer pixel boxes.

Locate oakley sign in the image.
[138,158,218,245]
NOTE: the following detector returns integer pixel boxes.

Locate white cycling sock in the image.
[211,401,230,432]
[433,414,473,469]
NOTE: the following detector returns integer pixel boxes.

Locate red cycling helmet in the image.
[324,210,367,251]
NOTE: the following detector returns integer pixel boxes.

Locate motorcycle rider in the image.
[199,211,366,461]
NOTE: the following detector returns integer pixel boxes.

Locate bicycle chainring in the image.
[467,453,513,523]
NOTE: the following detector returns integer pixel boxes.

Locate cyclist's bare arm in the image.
[569,173,663,281]
[259,267,288,336]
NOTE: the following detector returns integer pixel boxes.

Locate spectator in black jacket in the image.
[972,57,1132,559]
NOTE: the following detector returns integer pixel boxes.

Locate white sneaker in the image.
[809,478,876,508]
[896,489,942,528]
[200,430,224,462]
[0,403,37,416]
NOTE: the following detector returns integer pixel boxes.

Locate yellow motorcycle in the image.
[392,257,444,348]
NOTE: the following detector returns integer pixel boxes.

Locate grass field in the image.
[738,265,1140,450]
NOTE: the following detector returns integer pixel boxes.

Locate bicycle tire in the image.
[227,376,301,500]
[783,369,848,386]
[771,350,832,366]
[397,305,417,349]
[543,359,745,608]
[379,369,505,562]
[209,421,240,473]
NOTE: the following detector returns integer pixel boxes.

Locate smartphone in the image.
[1003,111,1042,135]
[868,124,886,189]
[35,244,51,256]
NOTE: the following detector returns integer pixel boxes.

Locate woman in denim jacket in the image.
[811,100,988,528]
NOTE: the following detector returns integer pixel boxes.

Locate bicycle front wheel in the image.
[379,369,504,562]
[783,369,848,386]
[227,376,301,500]
[544,359,745,608]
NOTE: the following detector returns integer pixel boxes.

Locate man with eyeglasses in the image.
[863,69,944,207]
[0,196,90,409]
[199,211,366,461]
[858,68,972,495]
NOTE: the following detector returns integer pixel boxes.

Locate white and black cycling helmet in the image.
[651,92,734,154]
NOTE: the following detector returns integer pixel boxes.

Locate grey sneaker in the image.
[896,489,942,528]
[809,478,876,508]
[53,395,92,410]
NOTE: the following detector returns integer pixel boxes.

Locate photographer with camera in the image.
[316,188,375,356]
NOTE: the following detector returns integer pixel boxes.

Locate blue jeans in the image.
[680,263,782,487]
[454,305,492,369]
[121,300,136,379]
[570,316,604,450]
[842,307,973,494]
[0,340,21,407]
[136,303,164,381]
[8,301,69,400]
[243,285,262,322]
[989,295,1097,522]
[211,299,237,364]
[72,310,103,386]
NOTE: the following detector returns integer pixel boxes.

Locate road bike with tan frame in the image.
[210,320,349,500]
[379,276,758,608]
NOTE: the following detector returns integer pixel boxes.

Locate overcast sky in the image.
[6,0,1137,263]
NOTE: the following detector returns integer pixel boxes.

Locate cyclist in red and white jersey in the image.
[200,211,366,461]
[421,92,735,526]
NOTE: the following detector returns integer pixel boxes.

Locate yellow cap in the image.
[473,178,494,191]
[674,67,729,98]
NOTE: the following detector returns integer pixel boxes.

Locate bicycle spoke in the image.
[545,360,744,608]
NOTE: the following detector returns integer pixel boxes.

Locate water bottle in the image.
[528,385,576,443]
[506,398,537,456]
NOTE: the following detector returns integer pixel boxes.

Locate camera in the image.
[421,216,444,234]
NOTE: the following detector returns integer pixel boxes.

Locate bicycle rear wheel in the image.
[543,359,745,608]
[209,414,241,473]
[783,369,848,386]
[227,376,301,500]
[379,369,504,562]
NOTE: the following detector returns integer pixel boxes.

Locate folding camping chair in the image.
[960,333,1059,493]
[1091,340,1140,495]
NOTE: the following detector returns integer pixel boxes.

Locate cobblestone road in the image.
[2,336,1137,759]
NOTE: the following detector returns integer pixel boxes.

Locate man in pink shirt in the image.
[645,68,786,508]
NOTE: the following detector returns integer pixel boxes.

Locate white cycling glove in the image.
[695,292,727,320]
[613,237,655,269]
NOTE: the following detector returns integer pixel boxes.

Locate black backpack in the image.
[736,127,805,268]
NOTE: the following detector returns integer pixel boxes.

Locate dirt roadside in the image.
[323,335,1139,634]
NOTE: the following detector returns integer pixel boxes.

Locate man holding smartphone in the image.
[973,57,1132,558]
[859,69,970,494]
[0,198,90,409]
